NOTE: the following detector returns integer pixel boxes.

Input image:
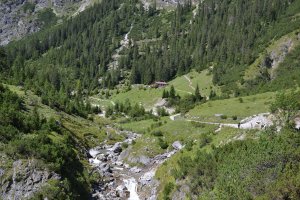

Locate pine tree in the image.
[169,85,176,99]
[209,90,216,99]
[162,89,169,98]
[195,84,202,101]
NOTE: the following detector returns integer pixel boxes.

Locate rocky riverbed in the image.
[89,130,183,199]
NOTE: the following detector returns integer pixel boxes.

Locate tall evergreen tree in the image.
[195,84,202,101]
[169,85,176,99]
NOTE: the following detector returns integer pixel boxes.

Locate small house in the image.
[151,81,168,88]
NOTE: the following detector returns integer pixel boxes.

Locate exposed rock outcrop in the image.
[0,159,60,200]
[0,0,81,45]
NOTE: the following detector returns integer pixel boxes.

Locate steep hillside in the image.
[0,0,101,45]
[1,0,300,199]
[3,0,300,102]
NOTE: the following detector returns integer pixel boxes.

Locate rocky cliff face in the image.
[142,0,198,9]
[0,159,60,200]
[0,0,199,46]
[0,0,82,45]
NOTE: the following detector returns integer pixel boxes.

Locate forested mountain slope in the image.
[2,0,300,103]
[1,0,300,199]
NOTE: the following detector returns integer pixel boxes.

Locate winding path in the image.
[90,97,115,106]
[184,75,195,91]
[171,113,273,130]
[176,89,192,95]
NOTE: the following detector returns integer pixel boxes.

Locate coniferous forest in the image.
[1,0,300,199]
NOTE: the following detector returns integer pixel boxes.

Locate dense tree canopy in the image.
[3,0,299,106]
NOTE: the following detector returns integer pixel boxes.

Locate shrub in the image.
[232,115,238,120]
[221,115,228,119]
[152,130,163,137]
[163,182,175,199]
[185,139,194,151]
[158,138,168,149]
[121,142,129,149]
[199,133,212,148]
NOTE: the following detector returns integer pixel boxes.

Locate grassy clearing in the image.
[188,92,275,122]
[92,69,220,109]
[89,96,114,107]
[119,118,155,133]
[170,69,221,97]
[119,117,218,162]
[111,87,163,109]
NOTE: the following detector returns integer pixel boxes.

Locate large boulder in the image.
[116,185,129,198]
[172,141,183,150]
[130,166,142,173]
[111,142,122,154]
[128,155,150,165]
[99,163,112,173]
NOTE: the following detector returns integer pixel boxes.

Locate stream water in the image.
[123,177,139,200]
[89,129,182,199]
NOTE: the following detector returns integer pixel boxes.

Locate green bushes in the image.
[220,115,228,119]
[23,2,35,13]
[199,133,212,148]
[163,182,175,200]
[158,138,168,149]
[152,130,164,137]
[105,99,152,120]
[0,85,90,198]
[163,128,300,199]
[157,107,169,117]
[121,142,129,149]
[37,8,57,28]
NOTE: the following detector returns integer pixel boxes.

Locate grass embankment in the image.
[169,69,221,97]
[118,117,218,161]
[5,84,110,147]
[188,92,275,123]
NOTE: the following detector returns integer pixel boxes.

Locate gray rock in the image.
[96,154,107,162]
[128,155,151,165]
[0,168,4,177]
[1,159,60,200]
[139,155,151,165]
[116,185,129,198]
[99,163,112,174]
[130,166,142,173]
[171,184,190,200]
[0,0,83,45]
[172,141,183,150]
[118,147,131,161]
[111,142,122,154]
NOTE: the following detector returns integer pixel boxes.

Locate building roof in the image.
[155,81,168,85]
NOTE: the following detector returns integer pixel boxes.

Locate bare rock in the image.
[0,159,60,200]
[111,142,123,154]
[172,141,183,150]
